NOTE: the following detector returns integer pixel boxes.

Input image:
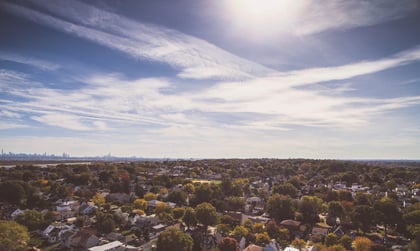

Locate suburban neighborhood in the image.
[0,159,419,251]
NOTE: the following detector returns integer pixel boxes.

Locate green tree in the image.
[231,225,249,240]
[216,224,231,236]
[192,183,212,205]
[156,227,193,251]
[0,181,26,205]
[217,237,239,251]
[167,190,187,206]
[339,234,352,250]
[182,207,197,229]
[184,183,195,194]
[173,207,186,220]
[15,210,45,231]
[155,202,173,222]
[352,205,374,234]
[255,232,271,246]
[325,233,338,247]
[95,212,116,234]
[226,196,246,212]
[299,195,323,224]
[265,220,280,239]
[328,201,344,218]
[0,220,30,251]
[273,183,298,198]
[266,194,295,223]
[374,197,402,238]
[195,202,218,229]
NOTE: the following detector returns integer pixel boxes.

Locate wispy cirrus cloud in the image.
[0,51,60,71]
[296,0,418,35]
[1,0,273,80]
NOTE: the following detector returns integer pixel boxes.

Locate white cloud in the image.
[296,0,418,35]
[0,52,59,70]
[0,122,27,130]
[1,0,272,80]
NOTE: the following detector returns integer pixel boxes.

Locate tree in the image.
[168,190,187,206]
[156,227,193,251]
[15,210,46,231]
[252,222,265,233]
[352,236,372,251]
[374,197,402,238]
[143,192,157,201]
[0,220,29,251]
[265,220,280,239]
[255,232,271,246]
[226,196,245,212]
[184,183,195,194]
[216,224,231,236]
[217,237,239,251]
[352,205,374,234]
[92,192,105,206]
[325,233,338,247]
[339,234,352,250]
[0,181,26,205]
[231,225,249,240]
[195,202,218,229]
[182,207,197,229]
[173,207,186,220]
[273,183,298,198]
[155,202,173,222]
[192,184,212,206]
[328,201,344,219]
[291,239,306,250]
[299,195,323,224]
[266,194,295,223]
[134,198,147,210]
[95,212,116,234]
[338,190,353,202]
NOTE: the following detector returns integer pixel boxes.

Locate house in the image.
[310,226,330,243]
[136,214,159,227]
[284,247,299,251]
[42,222,74,243]
[10,208,27,219]
[89,240,140,251]
[107,193,131,203]
[79,203,97,215]
[263,239,281,251]
[127,213,141,225]
[279,220,306,239]
[67,230,100,250]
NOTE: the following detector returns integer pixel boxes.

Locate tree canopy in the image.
[156,227,193,251]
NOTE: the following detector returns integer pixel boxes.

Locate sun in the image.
[223,0,304,39]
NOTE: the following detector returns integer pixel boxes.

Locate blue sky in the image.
[0,0,420,159]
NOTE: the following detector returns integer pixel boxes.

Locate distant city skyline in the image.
[1,0,420,159]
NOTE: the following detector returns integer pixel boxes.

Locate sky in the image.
[0,0,420,159]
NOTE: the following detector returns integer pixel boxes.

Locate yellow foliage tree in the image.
[352,237,373,251]
[144,192,157,201]
[134,198,147,210]
[92,193,105,205]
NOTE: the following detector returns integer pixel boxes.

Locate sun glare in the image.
[224,0,304,39]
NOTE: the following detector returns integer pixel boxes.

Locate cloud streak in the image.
[1,0,273,80]
[0,52,60,70]
[296,0,418,35]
